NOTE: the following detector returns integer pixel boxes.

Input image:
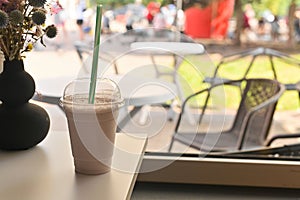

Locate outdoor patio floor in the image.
[33,99,300,154]
[24,46,300,154]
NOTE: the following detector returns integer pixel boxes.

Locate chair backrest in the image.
[74,41,119,75]
[74,41,93,63]
[231,79,284,147]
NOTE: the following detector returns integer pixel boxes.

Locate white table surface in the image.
[130,42,205,55]
[111,75,177,106]
[0,132,147,200]
[34,75,177,107]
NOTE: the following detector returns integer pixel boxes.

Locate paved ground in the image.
[25,41,300,153]
[27,55,300,154]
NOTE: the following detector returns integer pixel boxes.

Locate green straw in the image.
[88,4,103,104]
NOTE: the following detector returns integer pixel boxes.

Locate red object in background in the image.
[184,0,235,39]
[147,1,160,12]
[146,11,154,23]
[184,5,212,38]
[146,1,160,23]
[211,0,235,39]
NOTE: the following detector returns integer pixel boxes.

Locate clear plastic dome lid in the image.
[61,78,124,107]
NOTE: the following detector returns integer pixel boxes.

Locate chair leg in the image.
[168,137,175,152]
[138,105,150,125]
[265,133,300,146]
[298,91,300,108]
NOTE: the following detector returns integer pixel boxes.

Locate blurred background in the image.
[47,0,300,49]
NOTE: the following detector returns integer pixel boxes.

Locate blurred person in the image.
[271,15,280,41]
[184,0,212,38]
[294,10,300,41]
[152,7,167,38]
[256,17,268,41]
[125,0,146,31]
[242,3,256,41]
[146,1,160,24]
[75,0,86,40]
[243,8,250,31]
[176,9,185,32]
[51,0,67,48]
[125,10,134,31]
[102,10,111,34]
[257,17,266,35]
[153,8,166,30]
[82,8,93,34]
[161,4,176,28]
[211,0,234,40]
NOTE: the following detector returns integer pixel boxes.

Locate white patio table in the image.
[33,74,177,131]
[130,42,206,124]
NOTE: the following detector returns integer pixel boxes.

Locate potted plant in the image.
[0,0,58,150]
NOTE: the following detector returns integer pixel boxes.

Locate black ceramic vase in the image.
[0,59,50,150]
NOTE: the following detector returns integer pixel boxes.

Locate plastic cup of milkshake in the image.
[60,78,124,175]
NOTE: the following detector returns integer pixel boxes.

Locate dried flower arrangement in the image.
[0,0,58,61]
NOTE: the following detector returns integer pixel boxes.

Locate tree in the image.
[288,0,296,48]
[233,0,244,45]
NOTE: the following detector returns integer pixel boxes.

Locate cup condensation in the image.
[60,78,123,175]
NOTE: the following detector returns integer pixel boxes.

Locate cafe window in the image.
[98,29,300,188]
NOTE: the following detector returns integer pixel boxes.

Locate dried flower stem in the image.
[0,38,9,57]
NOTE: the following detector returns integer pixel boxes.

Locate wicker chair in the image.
[168,78,285,152]
[203,47,300,106]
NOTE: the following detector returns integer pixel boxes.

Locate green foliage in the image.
[97,0,135,4]
[178,53,300,111]
[87,0,173,8]
[255,0,290,16]
[241,0,300,17]
[142,0,173,6]
[87,0,135,7]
